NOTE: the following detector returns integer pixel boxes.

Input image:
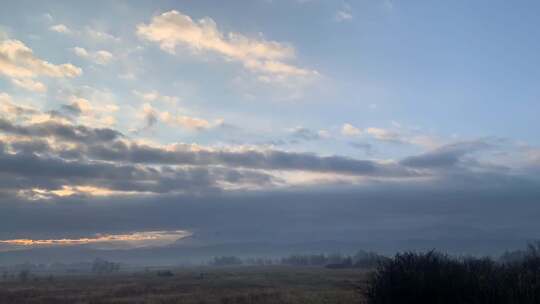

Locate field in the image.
[0,266,368,304]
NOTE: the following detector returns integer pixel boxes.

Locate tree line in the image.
[210,250,388,268]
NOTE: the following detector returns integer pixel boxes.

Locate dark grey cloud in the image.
[60,103,83,116]
[1,174,539,255]
[0,143,276,195]
[86,141,413,177]
[400,141,491,169]
[0,118,122,144]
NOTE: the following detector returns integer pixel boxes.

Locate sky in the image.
[0,0,539,254]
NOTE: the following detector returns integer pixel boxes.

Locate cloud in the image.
[48,22,120,42]
[160,111,214,130]
[137,10,318,84]
[400,141,491,169]
[349,142,373,154]
[341,123,361,136]
[84,140,413,178]
[138,103,220,131]
[0,100,415,199]
[0,230,191,250]
[0,119,122,144]
[140,103,159,129]
[290,127,328,141]
[0,93,40,120]
[11,78,47,93]
[72,47,114,65]
[1,179,539,254]
[359,125,442,148]
[0,141,277,197]
[133,90,179,105]
[0,38,82,91]
[84,27,120,42]
[365,127,402,142]
[1,103,539,254]
[49,24,71,34]
[335,4,353,22]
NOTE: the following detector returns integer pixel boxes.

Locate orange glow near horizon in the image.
[0,230,192,248]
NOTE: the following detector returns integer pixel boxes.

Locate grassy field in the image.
[0,266,368,304]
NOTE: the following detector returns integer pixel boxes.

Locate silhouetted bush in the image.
[364,243,540,304]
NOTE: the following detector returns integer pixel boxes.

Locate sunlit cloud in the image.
[0,38,82,92]
[17,186,139,200]
[0,230,192,250]
[139,102,222,131]
[341,123,361,136]
[72,47,114,65]
[137,10,318,84]
[49,24,71,34]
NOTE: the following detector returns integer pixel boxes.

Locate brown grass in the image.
[0,266,368,304]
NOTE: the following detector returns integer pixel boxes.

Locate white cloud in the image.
[363,126,441,148]
[72,47,113,65]
[160,111,213,130]
[49,24,71,34]
[318,130,331,139]
[335,4,353,22]
[66,94,118,127]
[84,27,120,42]
[0,39,82,78]
[0,38,82,92]
[0,92,41,122]
[72,46,89,57]
[43,13,54,22]
[133,90,179,105]
[341,123,361,136]
[366,127,401,142]
[48,22,120,42]
[139,103,220,131]
[137,10,318,84]
[11,78,47,93]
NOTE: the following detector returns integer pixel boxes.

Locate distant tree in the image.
[211,256,243,266]
[353,250,389,269]
[327,253,344,264]
[18,270,30,282]
[156,270,174,277]
[92,258,120,274]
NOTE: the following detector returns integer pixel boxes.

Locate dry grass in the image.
[0,266,368,304]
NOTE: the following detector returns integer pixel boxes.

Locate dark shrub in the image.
[364,244,540,304]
